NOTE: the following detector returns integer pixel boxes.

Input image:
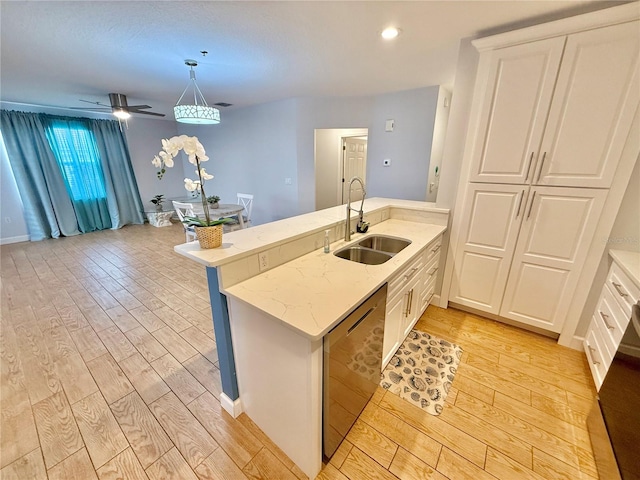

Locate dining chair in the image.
[172,201,197,242]
[225,193,254,232]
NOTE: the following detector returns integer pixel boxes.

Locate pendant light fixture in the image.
[174,60,220,125]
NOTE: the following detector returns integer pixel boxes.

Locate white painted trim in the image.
[0,235,29,245]
[568,336,585,352]
[220,392,243,418]
[473,3,639,51]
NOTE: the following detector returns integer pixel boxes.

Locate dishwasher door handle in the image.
[347,306,376,335]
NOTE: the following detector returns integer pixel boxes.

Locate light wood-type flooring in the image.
[1,223,598,479]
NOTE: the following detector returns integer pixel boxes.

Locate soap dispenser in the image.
[323,230,331,253]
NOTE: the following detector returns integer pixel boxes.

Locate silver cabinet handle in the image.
[404,291,411,317]
[525,152,534,182]
[408,289,414,315]
[599,311,615,330]
[404,267,419,281]
[431,244,441,254]
[526,191,537,220]
[535,152,546,183]
[428,267,438,276]
[586,343,600,366]
[611,282,628,298]
[515,189,525,218]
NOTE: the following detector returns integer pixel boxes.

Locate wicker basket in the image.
[195,225,223,249]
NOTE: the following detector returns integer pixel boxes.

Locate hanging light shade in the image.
[174,60,220,125]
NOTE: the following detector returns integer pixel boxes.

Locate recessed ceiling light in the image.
[381,27,400,40]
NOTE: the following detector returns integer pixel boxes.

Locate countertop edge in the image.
[609,249,640,289]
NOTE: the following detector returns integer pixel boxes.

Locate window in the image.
[46,121,107,201]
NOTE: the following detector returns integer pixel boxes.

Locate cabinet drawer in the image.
[425,236,443,263]
[596,283,631,354]
[584,325,612,391]
[387,253,424,303]
[607,263,640,317]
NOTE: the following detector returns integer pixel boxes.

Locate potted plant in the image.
[152,135,232,248]
[207,195,221,208]
[150,194,165,212]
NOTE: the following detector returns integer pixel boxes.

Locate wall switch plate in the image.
[383,159,391,167]
[285,177,292,185]
[385,119,394,132]
[258,251,269,271]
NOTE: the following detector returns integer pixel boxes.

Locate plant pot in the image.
[195,225,223,249]
[155,205,164,212]
[209,202,219,209]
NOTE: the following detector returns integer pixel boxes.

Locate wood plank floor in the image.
[0,223,598,479]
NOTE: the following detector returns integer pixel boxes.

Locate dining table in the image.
[172,198,245,229]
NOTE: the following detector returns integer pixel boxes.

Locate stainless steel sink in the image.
[333,246,392,265]
[333,235,411,265]
[356,235,411,254]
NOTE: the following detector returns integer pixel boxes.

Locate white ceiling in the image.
[0,1,628,119]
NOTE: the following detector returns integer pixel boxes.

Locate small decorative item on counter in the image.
[207,195,221,209]
[152,135,232,249]
[150,194,165,212]
[324,229,331,253]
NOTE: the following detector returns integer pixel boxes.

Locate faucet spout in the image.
[345,176,367,242]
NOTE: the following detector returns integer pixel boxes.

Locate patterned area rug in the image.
[380,329,463,415]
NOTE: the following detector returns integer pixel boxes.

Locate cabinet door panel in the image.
[470,37,565,184]
[382,297,403,369]
[537,21,640,187]
[500,186,607,331]
[450,184,526,313]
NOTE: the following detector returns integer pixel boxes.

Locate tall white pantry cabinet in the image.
[447,5,640,336]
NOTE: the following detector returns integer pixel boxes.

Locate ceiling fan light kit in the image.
[174,60,220,125]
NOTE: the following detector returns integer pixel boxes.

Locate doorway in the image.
[314,128,368,211]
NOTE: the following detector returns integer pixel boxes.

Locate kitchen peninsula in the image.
[174,198,449,478]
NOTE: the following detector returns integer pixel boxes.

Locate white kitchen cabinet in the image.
[585,254,640,389]
[469,37,565,184]
[469,21,639,189]
[450,184,528,313]
[382,250,427,367]
[448,11,639,337]
[499,186,607,332]
[452,185,606,332]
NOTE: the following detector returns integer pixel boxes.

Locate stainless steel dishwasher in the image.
[323,283,387,460]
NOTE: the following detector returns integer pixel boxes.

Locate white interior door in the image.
[469,37,565,184]
[500,186,607,332]
[450,184,528,314]
[341,137,367,204]
[536,21,640,188]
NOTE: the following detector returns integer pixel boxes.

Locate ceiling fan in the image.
[72,93,165,118]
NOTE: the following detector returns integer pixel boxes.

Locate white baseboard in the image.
[565,335,585,351]
[220,393,243,418]
[0,235,29,245]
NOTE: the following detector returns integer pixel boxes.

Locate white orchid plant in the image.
[152,135,232,227]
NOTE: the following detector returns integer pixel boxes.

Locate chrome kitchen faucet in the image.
[345,176,369,242]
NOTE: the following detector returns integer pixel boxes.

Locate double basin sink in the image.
[334,235,411,265]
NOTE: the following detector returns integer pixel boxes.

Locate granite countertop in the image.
[609,249,640,288]
[224,219,446,340]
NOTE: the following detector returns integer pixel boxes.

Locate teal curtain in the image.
[0,110,145,240]
[0,111,80,240]
[88,119,144,229]
[46,118,112,232]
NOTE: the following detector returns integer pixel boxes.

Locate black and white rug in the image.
[380,329,463,416]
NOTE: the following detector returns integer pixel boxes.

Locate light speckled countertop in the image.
[609,249,640,288]
[173,198,448,267]
[224,219,446,340]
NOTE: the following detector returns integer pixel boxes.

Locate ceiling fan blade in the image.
[135,110,166,117]
[127,105,152,109]
[78,99,110,107]
[69,107,112,111]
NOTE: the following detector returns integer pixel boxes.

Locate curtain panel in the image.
[0,110,144,240]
